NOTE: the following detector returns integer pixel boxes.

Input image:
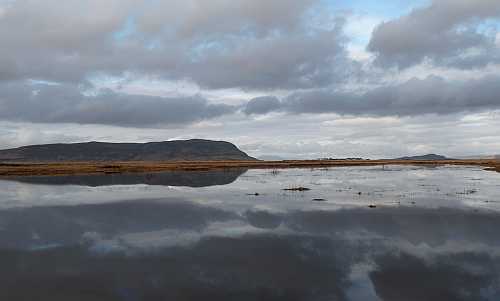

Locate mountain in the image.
[0,139,256,162]
[397,154,452,161]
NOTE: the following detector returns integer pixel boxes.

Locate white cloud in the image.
[344,13,382,43]
[343,13,381,62]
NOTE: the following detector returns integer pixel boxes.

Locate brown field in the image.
[0,159,499,177]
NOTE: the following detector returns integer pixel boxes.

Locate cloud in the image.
[136,0,318,38]
[0,0,137,81]
[0,82,235,127]
[243,96,281,115]
[178,17,355,90]
[245,75,500,117]
[0,0,352,90]
[368,0,500,69]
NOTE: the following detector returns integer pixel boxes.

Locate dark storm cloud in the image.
[0,82,235,127]
[246,75,500,117]
[368,0,500,69]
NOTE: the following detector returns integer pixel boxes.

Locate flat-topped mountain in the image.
[0,139,256,162]
[397,154,452,161]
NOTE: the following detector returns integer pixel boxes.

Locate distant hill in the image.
[258,155,286,161]
[397,154,452,161]
[0,139,256,162]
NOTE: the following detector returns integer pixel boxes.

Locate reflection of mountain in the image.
[1,203,500,300]
[2,169,247,187]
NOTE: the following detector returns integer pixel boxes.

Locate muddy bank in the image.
[0,159,499,177]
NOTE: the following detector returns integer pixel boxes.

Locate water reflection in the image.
[0,169,247,187]
[0,203,499,300]
[371,252,499,301]
[0,199,239,250]
[0,166,499,300]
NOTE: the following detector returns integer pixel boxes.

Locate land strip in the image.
[0,159,499,177]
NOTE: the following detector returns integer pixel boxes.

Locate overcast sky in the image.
[1,0,500,158]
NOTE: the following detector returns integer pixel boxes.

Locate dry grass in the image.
[0,159,499,177]
[484,163,500,173]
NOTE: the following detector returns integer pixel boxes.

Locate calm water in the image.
[1,165,500,300]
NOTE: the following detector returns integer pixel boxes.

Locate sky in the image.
[0,0,500,159]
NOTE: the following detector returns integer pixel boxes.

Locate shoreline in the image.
[0,159,499,177]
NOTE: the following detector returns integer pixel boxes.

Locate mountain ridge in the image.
[0,139,256,162]
[396,154,452,161]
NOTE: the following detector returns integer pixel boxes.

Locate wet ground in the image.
[0,165,499,300]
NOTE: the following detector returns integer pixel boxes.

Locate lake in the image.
[0,165,499,300]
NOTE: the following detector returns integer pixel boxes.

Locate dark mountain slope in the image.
[0,139,256,162]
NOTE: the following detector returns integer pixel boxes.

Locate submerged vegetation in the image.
[284,186,311,192]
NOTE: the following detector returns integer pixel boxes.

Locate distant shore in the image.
[0,159,499,177]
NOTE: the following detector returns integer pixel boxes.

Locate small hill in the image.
[258,155,286,161]
[0,139,256,162]
[397,154,452,161]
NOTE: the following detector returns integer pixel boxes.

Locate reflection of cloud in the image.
[3,202,500,253]
[285,207,500,247]
[0,199,239,250]
[1,203,500,299]
[1,231,499,300]
[370,251,500,301]
[244,210,284,229]
[0,234,354,301]
[88,220,275,253]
